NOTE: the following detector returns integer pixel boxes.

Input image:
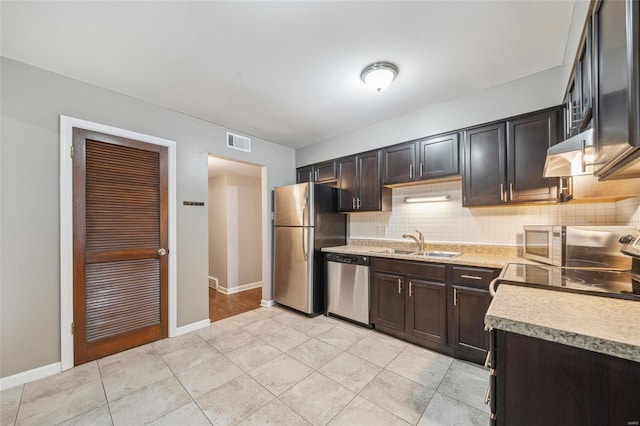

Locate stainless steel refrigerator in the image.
[273,182,346,314]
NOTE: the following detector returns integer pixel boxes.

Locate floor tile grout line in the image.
[10,383,25,425]
[432,360,492,417]
[95,361,116,426]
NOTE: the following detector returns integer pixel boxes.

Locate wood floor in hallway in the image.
[209,287,262,322]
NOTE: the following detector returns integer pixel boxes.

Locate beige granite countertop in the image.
[486,284,640,362]
[322,240,525,269]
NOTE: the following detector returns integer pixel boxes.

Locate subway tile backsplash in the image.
[348,181,640,246]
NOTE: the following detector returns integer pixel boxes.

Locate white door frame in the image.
[59,116,178,371]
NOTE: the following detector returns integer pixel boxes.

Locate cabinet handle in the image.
[398,278,402,294]
[409,164,413,178]
[420,163,423,177]
[509,183,514,200]
[352,198,356,209]
[454,288,458,305]
[500,184,505,202]
[409,281,413,297]
[461,274,482,280]
[484,386,491,405]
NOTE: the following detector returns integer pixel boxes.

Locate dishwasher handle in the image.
[326,253,369,266]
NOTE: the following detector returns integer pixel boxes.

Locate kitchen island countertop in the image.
[486,284,640,362]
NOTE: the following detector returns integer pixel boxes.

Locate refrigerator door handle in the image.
[302,186,308,227]
[302,227,308,261]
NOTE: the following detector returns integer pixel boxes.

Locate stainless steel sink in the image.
[368,248,414,255]
[410,251,461,258]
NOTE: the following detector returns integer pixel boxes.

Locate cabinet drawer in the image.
[372,258,446,282]
[452,266,499,288]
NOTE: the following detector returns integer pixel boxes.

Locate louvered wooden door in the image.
[73,128,168,365]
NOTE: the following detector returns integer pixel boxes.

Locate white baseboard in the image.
[217,281,262,295]
[208,276,218,289]
[261,299,276,307]
[0,362,61,391]
[174,319,211,336]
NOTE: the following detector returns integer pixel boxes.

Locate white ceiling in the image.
[1,1,575,149]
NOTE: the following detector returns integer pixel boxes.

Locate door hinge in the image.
[70,146,74,158]
[71,323,75,335]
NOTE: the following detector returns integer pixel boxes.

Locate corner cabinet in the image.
[338,151,391,212]
[490,330,640,425]
[463,108,561,206]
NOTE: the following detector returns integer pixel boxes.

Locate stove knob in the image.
[619,234,635,244]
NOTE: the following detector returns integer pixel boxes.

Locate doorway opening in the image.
[208,155,264,322]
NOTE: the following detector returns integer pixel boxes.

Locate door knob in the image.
[158,248,167,256]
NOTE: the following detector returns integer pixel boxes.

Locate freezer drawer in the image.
[326,254,370,326]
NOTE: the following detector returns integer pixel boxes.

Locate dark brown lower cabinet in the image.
[451,285,491,363]
[371,258,448,352]
[406,279,447,345]
[491,330,640,426]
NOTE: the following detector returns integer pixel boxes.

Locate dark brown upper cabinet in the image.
[313,160,337,183]
[592,0,640,180]
[463,123,506,206]
[382,132,460,185]
[296,165,314,183]
[338,151,391,212]
[382,142,416,184]
[463,108,561,206]
[564,21,593,141]
[296,160,337,184]
[418,133,460,180]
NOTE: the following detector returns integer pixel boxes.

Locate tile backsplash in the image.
[348,181,640,246]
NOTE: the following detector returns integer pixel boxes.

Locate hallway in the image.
[209,287,262,322]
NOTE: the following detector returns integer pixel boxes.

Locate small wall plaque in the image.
[183,201,205,206]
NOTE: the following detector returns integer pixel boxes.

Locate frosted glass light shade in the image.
[361,62,398,93]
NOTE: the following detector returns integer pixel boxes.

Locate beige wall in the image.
[0,57,295,378]
[226,174,262,288]
[208,173,262,290]
[208,175,228,288]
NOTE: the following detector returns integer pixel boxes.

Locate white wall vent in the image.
[226,132,251,153]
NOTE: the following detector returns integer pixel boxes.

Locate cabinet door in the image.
[357,151,383,211]
[315,160,337,183]
[406,278,447,345]
[337,156,357,212]
[452,285,491,363]
[506,110,560,203]
[296,165,314,183]
[382,142,415,184]
[463,123,506,206]
[371,272,405,332]
[418,133,460,180]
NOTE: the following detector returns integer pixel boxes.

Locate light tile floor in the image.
[1,306,490,426]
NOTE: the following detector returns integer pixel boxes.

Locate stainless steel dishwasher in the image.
[326,253,371,327]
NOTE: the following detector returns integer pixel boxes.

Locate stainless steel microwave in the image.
[523,225,637,270]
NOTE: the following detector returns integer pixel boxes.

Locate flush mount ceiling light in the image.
[404,195,450,203]
[360,62,399,93]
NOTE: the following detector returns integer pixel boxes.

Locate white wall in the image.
[349,181,640,246]
[226,174,262,288]
[207,173,262,291]
[208,175,227,288]
[0,57,295,378]
[296,66,564,167]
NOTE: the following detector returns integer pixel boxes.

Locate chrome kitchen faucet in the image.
[402,230,425,252]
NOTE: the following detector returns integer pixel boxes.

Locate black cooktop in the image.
[497,263,640,301]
